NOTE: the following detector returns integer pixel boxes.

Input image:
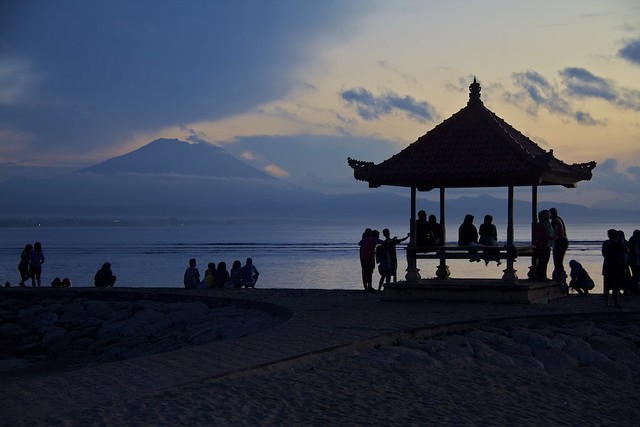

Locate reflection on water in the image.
[0,223,635,292]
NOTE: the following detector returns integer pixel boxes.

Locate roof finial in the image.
[468,77,482,105]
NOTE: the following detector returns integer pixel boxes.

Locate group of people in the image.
[17,242,45,287]
[358,228,409,291]
[183,257,259,289]
[600,228,640,307]
[530,208,569,283]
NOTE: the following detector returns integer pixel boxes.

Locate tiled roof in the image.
[348,80,596,190]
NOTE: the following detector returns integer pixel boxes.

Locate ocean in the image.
[1,222,637,293]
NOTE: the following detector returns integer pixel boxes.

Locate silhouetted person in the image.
[533,210,553,281]
[478,214,498,246]
[241,257,259,288]
[458,214,478,246]
[550,207,568,282]
[230,260,243,288]
[602,229,628,307]
[479,214,500,265]
[215,261,231,288]
[204,262,216,288]
[428,214,444,246]
[376,243,391,290]
[17,243,32,287]
[568,260,594,295]
[416,210,434,246]
[382,228,409,283]
[618,230,632,294]
[29,241,45,287]
[183,258,200,289]
[359,229,383,291]
[629,229,640,294]
[94,262,117,287]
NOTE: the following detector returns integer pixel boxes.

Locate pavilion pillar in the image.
[436,186,450,279]
[405,184,420,283]
[502,184,518,283]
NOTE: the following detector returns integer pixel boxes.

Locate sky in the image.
[1,0,639,208]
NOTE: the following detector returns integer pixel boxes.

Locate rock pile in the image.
[0,295,284,375]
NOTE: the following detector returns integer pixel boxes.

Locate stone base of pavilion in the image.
[382,278,565,304]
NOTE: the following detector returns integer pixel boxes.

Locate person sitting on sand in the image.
[215,261,232,288]
[183,258,200,289]
[230,260,243,288]
[95,262,117,287]
[203,262,216,288]
[241,257,259,288]
[568,260,594,295]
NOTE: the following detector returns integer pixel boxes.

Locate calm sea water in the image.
[1,222,637,293]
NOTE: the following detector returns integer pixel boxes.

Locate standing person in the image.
[382,228,409,283]
[549,207,569,282]
[358,229,383,291]
[376,243,392,290]
[241,257,259,288]
[183,258,200,289]
[94,262,117,287]
[533,210,554,281]
[628,229,640,294]
[17,243,33,287]
[602,229,628,307]
[29,241,45,287]
[618,230,633,294]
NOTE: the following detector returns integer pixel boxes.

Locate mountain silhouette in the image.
[81,138,273,180]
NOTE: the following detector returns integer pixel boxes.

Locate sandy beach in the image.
[2,287,640,426]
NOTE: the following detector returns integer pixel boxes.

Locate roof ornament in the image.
[468,77,482,106]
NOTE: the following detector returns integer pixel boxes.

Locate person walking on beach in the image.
[29,241,45,287]
[602,229,628,307]
[550,207,568,282]
[183,258,200,289]
[359,229,383,291]
[17,243,32,287]
[382,228,409,283]
[94,262,117,287]
[376,242,392,290]
[241,257,259,288]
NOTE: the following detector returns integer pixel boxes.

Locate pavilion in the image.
[348,79,596,297]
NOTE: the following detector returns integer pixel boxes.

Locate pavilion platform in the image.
[382,278,565,304]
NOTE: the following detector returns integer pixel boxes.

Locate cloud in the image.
[559,67,640,112]
[504,71,572,117]
[339,87,438,122]
[618,38,640,66]
[0,1,361,161]
[501,69,640,125]
[264,164,289,178]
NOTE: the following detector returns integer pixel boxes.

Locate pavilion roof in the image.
[348,79,596,191]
